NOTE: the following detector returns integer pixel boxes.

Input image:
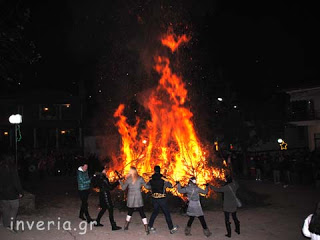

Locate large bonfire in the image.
[107,29,226,197]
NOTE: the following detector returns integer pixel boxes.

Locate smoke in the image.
[66,0,217,159]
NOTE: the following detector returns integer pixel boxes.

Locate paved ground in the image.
[0,177,319,240]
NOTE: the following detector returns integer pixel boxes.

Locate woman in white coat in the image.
[303,202,320,240]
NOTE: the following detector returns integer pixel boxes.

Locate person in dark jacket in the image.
[272,157,281,184]
[0,154,23,232]
[177,177,212,237]
[147,166,178,234]
[77,163,93,223]
[255,157,262,181]
[93,169,121,230]
[211,175,240,238]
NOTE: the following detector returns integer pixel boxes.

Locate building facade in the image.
[286,86,320,151]
[0,90,85,152]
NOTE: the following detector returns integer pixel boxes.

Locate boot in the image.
[235,220,240,234]
[86,217,94,223]
[203,228,212,238]
[170,225,178,234]
[225,221,231,238]
[94,222,104,227]
[111,222,122,231]
[85,211,94,223]
[149,226,156,233]
[184,226,192,236]
[79,210,86,221]
[144,224,150,235]
[124,221,130,231]
[94,215,103,227]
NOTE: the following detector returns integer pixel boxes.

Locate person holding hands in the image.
[177,177,212,237]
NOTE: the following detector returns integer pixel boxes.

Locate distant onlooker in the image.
[272,158,281,184]
[282,158,291,188]
[227,155,233,174]
[314,167,320,189]
[303,202,320,240]
[249,157,256,178]
[262,154,271,178]
[255,157,262,181]
[0,154,24,233]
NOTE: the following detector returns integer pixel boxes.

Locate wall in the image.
[308,124,320,151]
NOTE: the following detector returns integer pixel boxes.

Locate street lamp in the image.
[217,97,223,102]
[9,114,22,124]
[9,114,22,166]
[277,138,283,144]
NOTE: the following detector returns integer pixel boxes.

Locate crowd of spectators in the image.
[11,147,320,189]
[17,149,102,180]
[228,149,320,186]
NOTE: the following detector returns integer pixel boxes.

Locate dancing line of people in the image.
[77,163,241,238]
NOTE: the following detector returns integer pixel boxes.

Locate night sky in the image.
[1,1,315,129]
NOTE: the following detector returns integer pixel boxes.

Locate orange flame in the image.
[161,28,190,53]
[108,29,225,197]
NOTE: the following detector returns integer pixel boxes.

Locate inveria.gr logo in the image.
[11,218,95,235]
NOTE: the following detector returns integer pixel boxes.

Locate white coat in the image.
[303,214,320,240]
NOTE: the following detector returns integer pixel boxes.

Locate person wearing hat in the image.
[147,166,178,234]
[177,177,212,237]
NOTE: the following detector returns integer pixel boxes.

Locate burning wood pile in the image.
[106,28,226,197]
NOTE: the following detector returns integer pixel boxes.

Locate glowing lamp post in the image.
[9,114,22,165]
[9,114,22,124]
[277,138,283,144]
